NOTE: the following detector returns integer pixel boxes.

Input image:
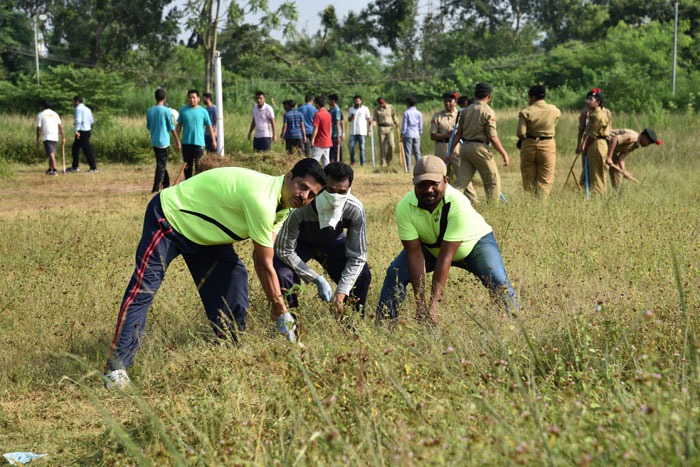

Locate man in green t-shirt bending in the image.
[105,159,326,389]
[376,155,518,324]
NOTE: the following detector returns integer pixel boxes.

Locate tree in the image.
[0,0,34,78]
[365,0,420,70]
[48,0,181,67]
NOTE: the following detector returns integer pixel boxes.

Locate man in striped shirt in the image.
[274,162,371,317]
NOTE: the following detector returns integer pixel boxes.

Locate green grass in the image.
[0,109,698,464]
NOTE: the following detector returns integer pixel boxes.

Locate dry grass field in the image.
[0,109,698,464]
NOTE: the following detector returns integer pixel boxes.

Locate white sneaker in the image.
[104,369,131,389]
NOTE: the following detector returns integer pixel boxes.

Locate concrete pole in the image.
[672,0,678,94]
[214,50,224,156]
[34,17,40,85]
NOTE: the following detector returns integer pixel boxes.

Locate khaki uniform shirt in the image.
[373,104,399,129]
[456,100,497,142]
[517,100,560,138]
[608,129,640,156]
[585,107,610,139]
[430,108,459,158]
[579,107,612,133]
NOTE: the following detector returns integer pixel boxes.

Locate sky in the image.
[173,0,375,43]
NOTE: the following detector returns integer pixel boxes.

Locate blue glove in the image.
[313,276,333,302]
[276,312,296,342]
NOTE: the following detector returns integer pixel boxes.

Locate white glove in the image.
[313,276,333,302]
[276,312,296,342]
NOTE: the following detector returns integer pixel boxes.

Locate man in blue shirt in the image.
[328,94,344,163]
[298,93,317,157]
[66,95,97,173]
[176,89,216,179]
[401,96,423,171]
[281,99,306,155]
[147,88,182,192]
[202,92,217,155]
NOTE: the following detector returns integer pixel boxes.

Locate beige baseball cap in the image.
[413,155,447,185]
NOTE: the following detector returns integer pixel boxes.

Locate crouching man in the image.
[376,155,518,324]
[105,159,326,389]
[274,162,371,318]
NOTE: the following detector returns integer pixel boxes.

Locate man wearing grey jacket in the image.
[274,162,371,316]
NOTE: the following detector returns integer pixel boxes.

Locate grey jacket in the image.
[274,195,367,296]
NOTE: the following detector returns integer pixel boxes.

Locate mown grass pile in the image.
[0,109,698,464]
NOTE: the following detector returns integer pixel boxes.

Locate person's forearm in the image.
[248,120,255,135]
[606,140,617,161]
[576,129,584,147]
[35,128,41,142]
[406,251,427,301]
[281,123,287,139]
[311,128,318,145]
[430,255,452,308]
[175,123,182,138]
[490,135,508,158]
[253,255,287,317]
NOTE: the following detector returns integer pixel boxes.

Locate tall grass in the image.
[0,109,697,463]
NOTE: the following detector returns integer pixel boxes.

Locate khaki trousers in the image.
[520,139,556,196]
[377,127,394,165]
[580,139,607,194]
[609,154,623,188]
[438,142,479,203]
[453,142,501,202]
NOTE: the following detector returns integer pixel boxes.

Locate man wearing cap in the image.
[274,162,371,319]
[453,82,510,202]
[373,97,399,167]
[516,85,561,196]
[430,91,478,202]
[606,128,659,187]
[376,155,518,323]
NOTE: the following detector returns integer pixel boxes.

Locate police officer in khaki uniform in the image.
[579,89,610,194]
[453,82,510,202]
[430,91,478,202]
[576,89,612,155]
[606,128,660,187]
[373,97,399,166]
[516,85,561,196]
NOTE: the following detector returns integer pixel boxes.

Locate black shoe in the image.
[87,168,98,173]
[65,167,80,173]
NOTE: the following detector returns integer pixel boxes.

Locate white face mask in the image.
[316,189,350,229]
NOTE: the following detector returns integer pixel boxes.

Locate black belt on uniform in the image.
[596,136,607,140]
[436,138,450,143]
[467,139,486,144]
[526,135,553,140]
[378,123,392,127]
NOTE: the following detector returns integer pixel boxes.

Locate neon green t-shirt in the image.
[395,184,493,261]
[160,167,290,247]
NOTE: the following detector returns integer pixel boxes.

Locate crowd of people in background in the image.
[35,82,661,200]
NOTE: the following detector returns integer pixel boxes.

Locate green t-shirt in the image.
[395,184,493,261]
[177,105,212,147]
[160,167,290,247]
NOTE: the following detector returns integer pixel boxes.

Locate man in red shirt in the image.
[310,96,332,167]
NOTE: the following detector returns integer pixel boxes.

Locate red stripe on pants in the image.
[107,219,172,361]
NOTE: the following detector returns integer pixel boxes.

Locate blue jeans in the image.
[376,232,518,320]
[349,134,366,165]
[403,137,421,171]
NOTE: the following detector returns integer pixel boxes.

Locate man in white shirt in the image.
[347,95,372,166]
[35,99,65,176]
[67,95,97,173]
[247,91,277,152]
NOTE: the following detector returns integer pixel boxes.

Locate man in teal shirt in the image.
[147,88,181,192]
[104,159,326,389]
[176,89,216,179]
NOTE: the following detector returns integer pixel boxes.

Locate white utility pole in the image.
[214,51,225,156]
[33,13,47,85]
[672,0,678,94]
